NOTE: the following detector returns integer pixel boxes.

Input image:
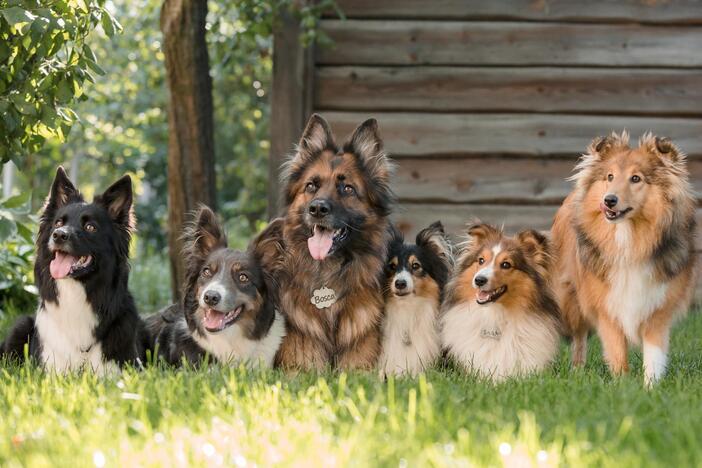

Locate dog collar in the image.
[311,285,337,309]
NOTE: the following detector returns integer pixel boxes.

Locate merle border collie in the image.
[378,222,452,377]
[145,206,285,366]
[1,167,144,373]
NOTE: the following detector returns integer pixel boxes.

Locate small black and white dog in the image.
[1,167,144,373]
[145,206,285,366]
[378,221,452,377]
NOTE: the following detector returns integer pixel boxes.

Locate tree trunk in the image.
[161,0,216,301]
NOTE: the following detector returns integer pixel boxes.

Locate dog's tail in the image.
[1,315,36,362]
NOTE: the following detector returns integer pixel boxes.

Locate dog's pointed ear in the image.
[517,229,551,272]
[343,118,391,181]
[185,205,227,258]
[291,114,334,168]
[96,175,134,228]
[250,218,285,272]
[45,166,81,212]
[416,221,452,266]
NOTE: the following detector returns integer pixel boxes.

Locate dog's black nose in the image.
[604,194,618,208]
[52,228,69,243]
[474,276,488,287]
[394,279,407,290]
[308,199,331,218]
[203,290,221,306]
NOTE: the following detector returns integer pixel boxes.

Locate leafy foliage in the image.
[0,0,121,162]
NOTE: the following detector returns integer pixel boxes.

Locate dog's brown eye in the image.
[630,175,641,183]
[238,273,249,283]
[84,222,96,233]
[343,185,356,195]
[412,262,421,271]
[202,267,212,278]
[54,219,63,228]
[305,182,316,193]
[500,261,512,269]
[478,257,485,265]
[388,263,397,271]
[607,174,614,182]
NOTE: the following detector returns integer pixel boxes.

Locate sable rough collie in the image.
[145,206,285,366]
[378,222,451,377]
[441,223,561,381]
[552,133,696,386]
[1,167,143,372]
[274,114,394,370]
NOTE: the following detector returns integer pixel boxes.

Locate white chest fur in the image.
[35,279,116,374]
[606,224,668,344]
[441,301,559,381]
[379,296,441,377]
[193,310,285,367]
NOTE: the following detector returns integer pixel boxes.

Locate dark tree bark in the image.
[161,0,216,301]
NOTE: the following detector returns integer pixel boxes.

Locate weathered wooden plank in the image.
[394,204,702,249]
[328,0,702,24]
[393,157,702,204]
[318,20,702,67]
[316,67,702,116]
[322,112,702,158]
[269,10,314,218]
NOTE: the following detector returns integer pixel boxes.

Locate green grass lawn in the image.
[1,310,701,467]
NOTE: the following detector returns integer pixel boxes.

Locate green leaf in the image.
[2,190,31,211]
[0,218,17,242]
[100,10,115,37]
[1,7,36,27]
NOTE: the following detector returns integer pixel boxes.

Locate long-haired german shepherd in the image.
[273,114,395,370]
[1,167,143,373]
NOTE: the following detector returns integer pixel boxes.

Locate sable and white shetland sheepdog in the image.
[378,222,452,377]
[552,133,696,386]
[273,114,394,370]
[145,206,285,367]
[441,223,561,381]
[1,167,144,373]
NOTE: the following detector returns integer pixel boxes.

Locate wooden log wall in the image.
[269,0,702,296]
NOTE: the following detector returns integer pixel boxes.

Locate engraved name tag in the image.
[311,286,337,309]
[480,328,502,340]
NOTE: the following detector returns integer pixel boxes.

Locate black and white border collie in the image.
[1,167,143,373]
[378,222,452,377]
[145,206,285,366]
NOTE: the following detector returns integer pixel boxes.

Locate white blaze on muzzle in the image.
[392,269,414,294]
[473,244,502,288]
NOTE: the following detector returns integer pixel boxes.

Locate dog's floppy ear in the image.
[416,221,452,266]
[642,134,685,164]
[516,229,551,273]
[45,166,82,213]
[587,131,629,161]
[184,205,227,259]
[465,222,500,248]
[250,218,285,273]
[343,118,391,182]
[95,174,134,228]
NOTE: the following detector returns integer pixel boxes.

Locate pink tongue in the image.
[308,228,334,261]
[50,252,77,279]
[476,290,491,302]
[204,309,226,331]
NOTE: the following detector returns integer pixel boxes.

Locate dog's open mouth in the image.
[50,251,93,279]
[600,203,633,221]
[203,305,243,333]
[307,224,348,261]
[476,285,507,305]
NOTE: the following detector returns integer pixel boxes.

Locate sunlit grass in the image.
[0,311,701,467]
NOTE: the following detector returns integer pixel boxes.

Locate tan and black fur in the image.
[273,114,394,370]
